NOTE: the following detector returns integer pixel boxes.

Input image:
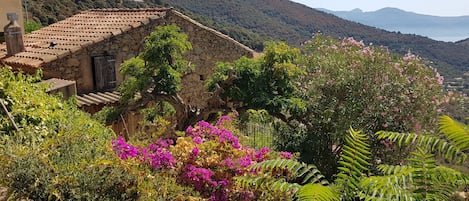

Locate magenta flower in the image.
[254,147,270,162]
[147,150,175,169]
[222,157,235,168]
[191,147,200,157]
[216,115,232,126]
[184,165,217,190]
[238,156,252,167]
[198,121,214,131]
[280,151,293,159]
[193,136,203,144]
[218,129,241,149]
[111,136,139,160]
[112,136,175,169]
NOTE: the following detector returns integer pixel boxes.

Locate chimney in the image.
[4,13,24,56]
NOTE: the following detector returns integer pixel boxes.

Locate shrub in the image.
[0,67,138,200]
[209,37,450,178]
[112,116,295,200]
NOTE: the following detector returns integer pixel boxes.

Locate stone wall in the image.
[167,10,254,108]
[41,15,167,93]
[42,9,254,110]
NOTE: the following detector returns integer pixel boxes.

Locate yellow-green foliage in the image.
[0,67,137,200]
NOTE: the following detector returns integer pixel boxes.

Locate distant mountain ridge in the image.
[318,7,469,42]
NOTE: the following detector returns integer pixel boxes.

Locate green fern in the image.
[248,159,329,185]
[236,159,336,200]
[359,147,469,201]
[359,174,414,201]
[298,183,339,201]
[439,115,469,151]
[236,176,302,194]
[377,115,469,164]
[335,127,371,200]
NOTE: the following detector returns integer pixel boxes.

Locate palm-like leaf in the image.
[249,159,329,184]
[335,127,371,200]
[439,115,469,151]
[377,116,469,163]
[359,174,415,201]
[236,159,329,195]
[236,176,302,194]
[376,131,466,163]
[359,147,469,201]
[298,183,339,201]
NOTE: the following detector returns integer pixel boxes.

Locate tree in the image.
[208,36,448,178]
[103,24,200,131]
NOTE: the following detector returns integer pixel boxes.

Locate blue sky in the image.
[290,0,469,16]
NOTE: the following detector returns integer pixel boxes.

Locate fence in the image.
[239,122,275,149]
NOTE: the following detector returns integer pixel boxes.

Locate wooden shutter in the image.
[93,56,116,91]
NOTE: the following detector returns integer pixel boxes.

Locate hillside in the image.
[318,7,469,42]
[22,0,469,89]
[164,0,469,82]
[457,38,469,47]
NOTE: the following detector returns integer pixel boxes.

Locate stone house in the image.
[0,8,254,112]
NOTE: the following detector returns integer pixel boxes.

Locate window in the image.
[93,55,116,91]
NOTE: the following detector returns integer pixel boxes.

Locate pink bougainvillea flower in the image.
[254,147,270,162]
[280,151,293,159]
[111,136,139,160]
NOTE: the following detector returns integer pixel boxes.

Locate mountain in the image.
[18,0,469,91]
[163,0,469,82]
[318,7,469,42]
[457,38,469,47]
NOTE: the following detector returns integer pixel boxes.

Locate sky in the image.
[290,0,469,17]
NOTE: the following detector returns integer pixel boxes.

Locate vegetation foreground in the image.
[1,25,469,200]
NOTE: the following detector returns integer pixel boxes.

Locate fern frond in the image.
[235,176,302,193]
[376,164,413,176]
[430,166,469,185]
[376,131,466,163]
[359,175,414,201]
[366,150,469,200]
[249,159,328,185]
[335,127,370,198]
[439,115,469,151]
[297,183,339,201]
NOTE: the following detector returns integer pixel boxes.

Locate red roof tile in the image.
[1,8,171,70]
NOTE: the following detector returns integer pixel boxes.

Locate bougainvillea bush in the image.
[112,116,295,200]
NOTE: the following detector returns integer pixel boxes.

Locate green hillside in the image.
[24,0,469,91]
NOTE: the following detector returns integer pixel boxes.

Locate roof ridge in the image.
[86,7,173,12]
[1,7,171,69]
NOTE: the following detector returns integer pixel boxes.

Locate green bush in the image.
[0,67,138,200]
[209,37,450,178]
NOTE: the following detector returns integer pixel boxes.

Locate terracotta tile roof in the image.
[0,8,171,70]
